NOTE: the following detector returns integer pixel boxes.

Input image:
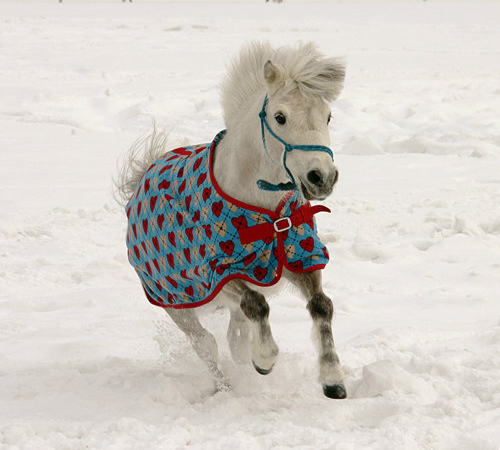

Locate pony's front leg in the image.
[289,270,347,399]
[227,280,279,375]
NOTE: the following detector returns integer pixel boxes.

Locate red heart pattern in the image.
[197,173,207,187]
[220,240,235,256]
[150,196,157,213]
[168,232,176,248]
[158,180,171,190]
[183,248,192,264]
[178,179,187,195]
[152,236,160,252]
[193,157,203,173]
[216,264,229,275]
[165,276,177,288]
[212,201,223,218]
[203,225,212,239]
[231,215,247,230]
[288,260,303,271]
[157,214,165,230]
[158,164,172,176]
[184,194,191,211]
[167,253,174,269]
[253,266,267,281]
[243,252,256,266]
[299,237,314,252]
[203,187,212,202]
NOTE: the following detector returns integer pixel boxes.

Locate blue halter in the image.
[257,95,334,192]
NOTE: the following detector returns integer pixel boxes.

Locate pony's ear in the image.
[318,59,346,100]
[296,58,346,101]
[322,59,346,85]
[264,60,286,91]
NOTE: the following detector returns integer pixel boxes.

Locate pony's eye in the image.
[274,112,286,125]
[327,113,332,125]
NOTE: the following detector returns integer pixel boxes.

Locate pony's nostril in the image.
[307,170,323,187]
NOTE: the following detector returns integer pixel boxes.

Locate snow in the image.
[1,0,500,449]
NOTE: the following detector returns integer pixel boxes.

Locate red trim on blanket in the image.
[148,262,328,310]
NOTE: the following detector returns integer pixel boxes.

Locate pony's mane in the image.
[221,42,345,129]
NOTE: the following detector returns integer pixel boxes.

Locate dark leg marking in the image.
[239,288,278,375]
[288,270,347,399]
[307,293,333,321]
[240,290,269,321]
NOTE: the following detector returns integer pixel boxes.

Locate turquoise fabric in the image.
[126,131,329,309]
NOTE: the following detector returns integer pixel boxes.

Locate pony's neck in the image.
[213,101,291,211]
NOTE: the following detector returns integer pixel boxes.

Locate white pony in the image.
[117,42,346,399]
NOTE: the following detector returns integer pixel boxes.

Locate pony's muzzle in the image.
[302,165,339,200]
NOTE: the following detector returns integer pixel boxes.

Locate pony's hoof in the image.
[252,360,274,375]
[322,383,347,399]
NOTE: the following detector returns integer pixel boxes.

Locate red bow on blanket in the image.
[238,204,331,245]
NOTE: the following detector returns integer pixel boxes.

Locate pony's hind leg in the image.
[288,270,346,399]
[225,280,279,374]
[164,308,230,392]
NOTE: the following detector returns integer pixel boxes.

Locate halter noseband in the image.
[257,95,334,192]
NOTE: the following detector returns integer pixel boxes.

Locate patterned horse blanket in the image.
[126,131,330,309]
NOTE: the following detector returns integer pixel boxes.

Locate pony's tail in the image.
[114,124,169,207]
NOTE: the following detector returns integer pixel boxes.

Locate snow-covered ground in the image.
[1,1,500,449]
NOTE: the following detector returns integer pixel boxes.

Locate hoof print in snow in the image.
[323,383,347,399]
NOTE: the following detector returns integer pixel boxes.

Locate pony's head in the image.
[222,42,345,201]
[261,44,345,200]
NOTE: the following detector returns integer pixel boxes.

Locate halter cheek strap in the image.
[257,95,334,192]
